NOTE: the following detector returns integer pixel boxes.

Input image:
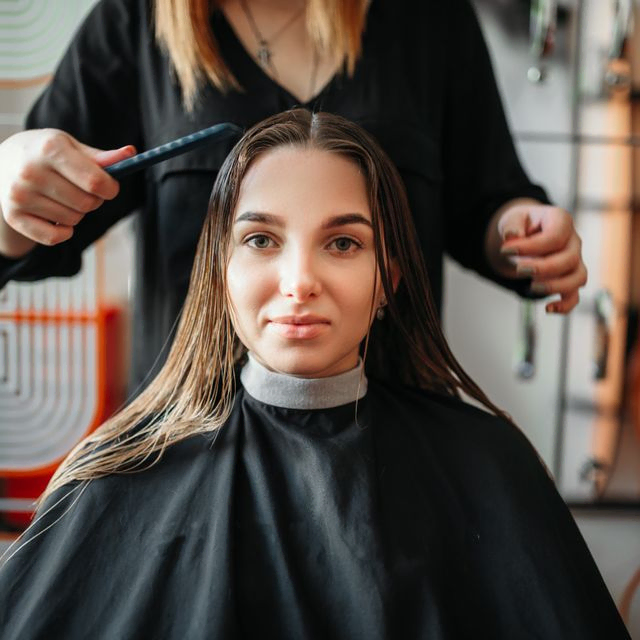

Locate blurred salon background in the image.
[1,0,640,635]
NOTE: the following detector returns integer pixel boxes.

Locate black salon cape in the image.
[0,0,550,390]
[0,381,629,639]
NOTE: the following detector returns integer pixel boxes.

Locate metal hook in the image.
[528,0,557,84]
[593,289,614,380]
[515,300,536,379]
[603,0,633,95]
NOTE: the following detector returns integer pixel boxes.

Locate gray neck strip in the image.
[240,353,368,409]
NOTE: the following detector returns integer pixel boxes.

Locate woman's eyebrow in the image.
[234,212,372,228]
[321,213,372,229]
[234,212,283,226]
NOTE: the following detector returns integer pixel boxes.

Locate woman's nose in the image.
[278,248,322,301]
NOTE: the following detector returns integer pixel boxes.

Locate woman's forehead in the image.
[234,146,372,225]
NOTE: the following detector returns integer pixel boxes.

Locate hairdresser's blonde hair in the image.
[154,0,369,110]
[37,109,511,508]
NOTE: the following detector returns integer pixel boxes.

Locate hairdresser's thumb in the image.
[498,206,532,243]
[77,143,137,169]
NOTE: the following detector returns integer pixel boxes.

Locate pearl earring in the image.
[376,297,386,321]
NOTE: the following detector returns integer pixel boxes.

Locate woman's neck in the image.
[240,353,368,409]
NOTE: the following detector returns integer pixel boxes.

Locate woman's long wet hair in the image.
[36,109,511,508]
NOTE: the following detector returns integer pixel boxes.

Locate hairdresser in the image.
[0,0,586,392]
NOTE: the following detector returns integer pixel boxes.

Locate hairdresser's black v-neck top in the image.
[0,359,629,639]
[0,0,549,390]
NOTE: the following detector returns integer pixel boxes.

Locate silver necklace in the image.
[239,0,305,71]
[238,0,319,101]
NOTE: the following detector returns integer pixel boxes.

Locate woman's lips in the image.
[268,316,330,340]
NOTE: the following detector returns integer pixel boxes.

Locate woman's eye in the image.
[246,234,275,249]
[329,237,362,253]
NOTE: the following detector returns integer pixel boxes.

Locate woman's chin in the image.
[252,350,358,379]
[266,359,333,378]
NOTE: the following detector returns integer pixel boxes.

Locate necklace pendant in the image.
[257,40,272,67]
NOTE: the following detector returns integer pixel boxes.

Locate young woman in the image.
[0,110,624,639]
[0,0,586,394]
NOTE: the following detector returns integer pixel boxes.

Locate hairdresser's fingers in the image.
[45,135,132,201]
[4,190,86,230]
[88,144,137,169]
[2,129,132,207]
[529,261,588,297]
[0,130,136,247]
[525,258,586,315]
[7,210,74,246]
[545,290,580,315]
[498,206,537,241]
[20,167,104,216]
[500,205,574,258]
[508,234,584,281]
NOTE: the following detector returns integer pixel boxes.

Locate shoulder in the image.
[366,0,486,75]
[63,0,149,58]
[368,378,548,480]
[369,377,506,433]
[16,435,207,549]
[367,380,566,543]
[32,0,151,84]
[370,0,478,29]
[79,0,147,28]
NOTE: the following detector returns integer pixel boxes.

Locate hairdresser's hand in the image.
[0,128,135,258]
[486,199,587,314]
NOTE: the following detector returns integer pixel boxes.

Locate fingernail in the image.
[546,303,560,314]
[500,246,519,256]
[504,229,521,240]
[517,265,536,277]
[530,283,549,295]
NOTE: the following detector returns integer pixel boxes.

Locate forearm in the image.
[0,206,37,258]
[484,197,541,279]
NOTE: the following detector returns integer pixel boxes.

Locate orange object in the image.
[1,306,125,530]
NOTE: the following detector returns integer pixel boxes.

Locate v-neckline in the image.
[213,8,342,107]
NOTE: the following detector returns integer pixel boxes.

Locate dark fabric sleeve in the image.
[442,0,551,298]
[0,0,144,289]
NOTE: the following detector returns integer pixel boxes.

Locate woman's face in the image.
[226,146,385,377]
